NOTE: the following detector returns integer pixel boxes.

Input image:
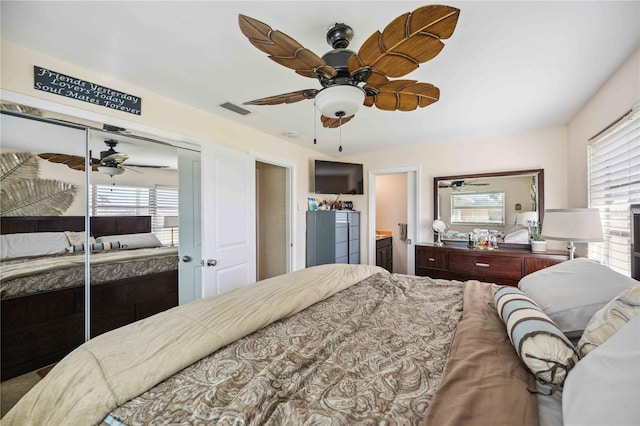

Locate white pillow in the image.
[64,230,96,246]
[518,258,638,338]
[0,232,70,259]
[563,314,640,425]
[577,284,640,357]
[503,228,530,243]
[96,233,162,249]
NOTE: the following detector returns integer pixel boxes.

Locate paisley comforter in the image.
[105,272,464,425]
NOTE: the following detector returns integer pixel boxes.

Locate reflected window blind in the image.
[91,184,179,245]
[450,192,505,226]
[588,105,640,276]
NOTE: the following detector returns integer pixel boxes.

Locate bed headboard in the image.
[0,216,152,238]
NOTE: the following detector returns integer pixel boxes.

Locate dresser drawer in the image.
[524,258,565,276]
[448,252,523,279]
[416,247,447,270]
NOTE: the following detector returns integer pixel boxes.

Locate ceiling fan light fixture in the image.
[98,165,125,176]
[314,85,365,118]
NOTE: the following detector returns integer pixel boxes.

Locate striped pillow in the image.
[494,286,579,386]
[67,241,121,253]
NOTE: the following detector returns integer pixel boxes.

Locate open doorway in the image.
[368,167,419,275]
[256,161,287,280]
[254,155,295,280]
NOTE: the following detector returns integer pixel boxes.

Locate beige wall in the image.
[567,47,640,208]
[3,40,637,268]
[346,125,569,255]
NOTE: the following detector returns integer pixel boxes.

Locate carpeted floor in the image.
[0,365,54,418]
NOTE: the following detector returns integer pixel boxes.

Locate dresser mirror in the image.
[433,169,544,248]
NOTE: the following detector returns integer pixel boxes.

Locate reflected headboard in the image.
[0,216,152,237]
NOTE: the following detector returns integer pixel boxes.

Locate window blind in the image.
[450,192,505,225]
[588,104,640,276]
[91,184,179,245]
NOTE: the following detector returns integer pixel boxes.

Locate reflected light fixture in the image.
[542,208,604,260]
[314,85,365,119]
[97,165,125,176]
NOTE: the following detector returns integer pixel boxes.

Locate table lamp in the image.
[541,208,603,259]
[163,216,179,246]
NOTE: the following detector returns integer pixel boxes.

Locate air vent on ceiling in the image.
[220,102,252,116]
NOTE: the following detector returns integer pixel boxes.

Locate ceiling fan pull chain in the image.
[338,116,343,152]
[313,101,317,145]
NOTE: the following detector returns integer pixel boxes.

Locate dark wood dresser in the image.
[416,243,569,286]
[376,236,393,272]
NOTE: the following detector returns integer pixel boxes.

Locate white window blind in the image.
[91,184,179,245]
[588,104,640,276]
[450,192,505,226]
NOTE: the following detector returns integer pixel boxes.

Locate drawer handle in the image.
[475,262,490,268]
[428,257,435,262]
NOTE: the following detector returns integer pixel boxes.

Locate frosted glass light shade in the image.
[314,85,365,118]
[97,165,125,176]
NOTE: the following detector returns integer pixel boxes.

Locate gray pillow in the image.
[518,258,638,338]
[563,314,640,425]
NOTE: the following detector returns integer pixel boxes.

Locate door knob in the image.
[206,259,217,267]
[181,255,192,263]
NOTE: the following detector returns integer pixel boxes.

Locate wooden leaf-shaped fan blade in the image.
[38,153,96,171]
[239,14,337,79]
[0,152,38,185]
[373,80,440,111]
[1,178,77,216]
[243,89,318,106]
[321,114,355,128]
[348,5,460,78]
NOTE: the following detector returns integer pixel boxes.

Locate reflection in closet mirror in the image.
[433,169,544,248]
[0,106,181,383]
[1,110,89,381]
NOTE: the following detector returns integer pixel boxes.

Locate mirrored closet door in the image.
[1,111,89,381]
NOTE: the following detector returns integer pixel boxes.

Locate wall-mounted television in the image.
[314,160,364,195]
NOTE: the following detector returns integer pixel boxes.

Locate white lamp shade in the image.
[314,85,365,118]
[542,208,603,242]
[516,211,539,226]
[163,216,179,228]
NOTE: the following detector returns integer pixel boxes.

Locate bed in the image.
[0,216,179,381]
[3,260,639,425]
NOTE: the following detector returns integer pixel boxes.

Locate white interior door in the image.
[201,142,256,297]
[178,148,202,304]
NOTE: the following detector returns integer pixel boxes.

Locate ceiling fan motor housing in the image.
[326,23,353,49]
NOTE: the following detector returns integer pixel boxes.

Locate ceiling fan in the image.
[238,4,460,129]
[438,180,491,190]
[38,140,159,176]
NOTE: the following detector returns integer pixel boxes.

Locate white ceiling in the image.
[1,1,639,158]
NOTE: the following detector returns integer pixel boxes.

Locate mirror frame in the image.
[433,169,544,248]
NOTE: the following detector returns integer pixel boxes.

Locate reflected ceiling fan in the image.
[438,180,491,190]
[238,4,460,129]
[39,140,162,176]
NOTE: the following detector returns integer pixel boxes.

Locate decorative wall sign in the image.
[34,66,142,115]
